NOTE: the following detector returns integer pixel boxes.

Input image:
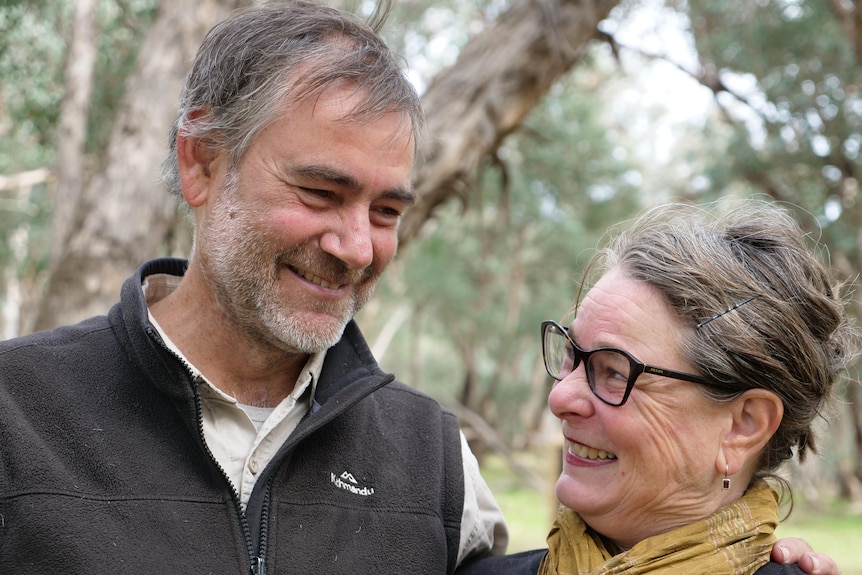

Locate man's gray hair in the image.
[161,0,423,196]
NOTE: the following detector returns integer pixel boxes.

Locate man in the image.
[0,2,840,574]
[0,2,503,573]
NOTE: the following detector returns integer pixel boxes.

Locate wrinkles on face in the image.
[553,267,734,550]
[573,272,682,363]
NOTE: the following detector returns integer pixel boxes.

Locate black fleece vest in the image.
[0,258,465,574]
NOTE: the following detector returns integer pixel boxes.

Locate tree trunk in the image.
[52,0,97,267]
[402,0,621,245]
[33,0,243,331]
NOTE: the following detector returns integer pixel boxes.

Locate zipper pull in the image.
[251,557,266,575]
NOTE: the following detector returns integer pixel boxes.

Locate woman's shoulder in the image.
[754,562,807,575]
[454,549,547,575]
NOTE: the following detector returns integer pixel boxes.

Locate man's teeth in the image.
[568,441,616,461]
[299,270,338,289]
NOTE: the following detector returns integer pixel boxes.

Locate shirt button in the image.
[249,458,260,475]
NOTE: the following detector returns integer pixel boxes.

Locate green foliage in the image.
[383,0,500,88]
[480,452,555,552]
[686,0,862,264]
[0,2,68,172]
[0,0,157,328]
[0,0,158,173]
[87,0,159,154]
[0,182,50,280]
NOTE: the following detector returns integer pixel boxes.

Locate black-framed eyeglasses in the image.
[541,320,714,407]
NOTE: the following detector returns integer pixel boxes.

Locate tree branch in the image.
[401,0,621,246]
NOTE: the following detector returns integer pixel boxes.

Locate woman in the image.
[459,200,860,575]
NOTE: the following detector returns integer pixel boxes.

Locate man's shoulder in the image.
[754,562,807,575]
[0,314,114,357]
[379,378,461,419]
[0,257,172,359]
[454,549,547,575]
[384,378,442,401]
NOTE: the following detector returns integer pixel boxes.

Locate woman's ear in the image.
[719,389,784,476]
[176,113,223,208]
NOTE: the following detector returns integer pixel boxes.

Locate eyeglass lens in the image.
[543,323,632,405]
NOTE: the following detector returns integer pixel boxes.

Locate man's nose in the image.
[320,209,374,270]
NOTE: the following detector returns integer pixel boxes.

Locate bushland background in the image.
[1,0,860,571]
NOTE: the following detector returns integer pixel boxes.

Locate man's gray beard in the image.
[204,243,379,355]
[256,274,380,354]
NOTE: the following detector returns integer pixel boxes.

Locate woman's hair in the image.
[160,0,423,196]
[583,199,861,476]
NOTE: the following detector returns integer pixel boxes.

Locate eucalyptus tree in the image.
[0,0,165,332]
[31,0,241,332]
[651,0,862,501]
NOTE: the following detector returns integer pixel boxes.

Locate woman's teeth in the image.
[568,441,617,461]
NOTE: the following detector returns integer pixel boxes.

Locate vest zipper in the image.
[251,482,273,575]
[146,328,270,575]
[189,379,264,574]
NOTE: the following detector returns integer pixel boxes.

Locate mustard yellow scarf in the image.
[539,480,779,575]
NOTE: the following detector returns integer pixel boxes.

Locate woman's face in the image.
[548,267,735,549]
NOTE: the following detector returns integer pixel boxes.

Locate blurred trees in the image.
[0,0,163,332]
[680,0,862,502]
[1,0,860,502]
[33,0,241,331]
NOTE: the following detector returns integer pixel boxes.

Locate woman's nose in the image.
[548,364,596,419]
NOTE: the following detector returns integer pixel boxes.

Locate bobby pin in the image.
[696,295,760,329]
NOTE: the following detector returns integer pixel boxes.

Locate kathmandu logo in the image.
[330,471,375,496]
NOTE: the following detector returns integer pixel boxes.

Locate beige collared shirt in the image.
[171,336,321,507]
[143,273,508,563]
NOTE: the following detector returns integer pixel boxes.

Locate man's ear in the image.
[176,116,223,208]
[719,389,784,476]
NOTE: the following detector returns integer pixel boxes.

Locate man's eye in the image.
[376,206,402,218]
[300,187,333,198]
[371,206,403,226]
[297,187,338,206]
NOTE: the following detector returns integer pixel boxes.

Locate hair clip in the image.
[696,295,760,329]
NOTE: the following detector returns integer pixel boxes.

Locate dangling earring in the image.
[722,464,731,491]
